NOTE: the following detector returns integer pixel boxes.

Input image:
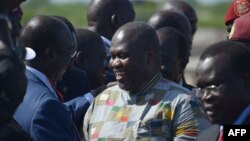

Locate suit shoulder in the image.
[197,124,220,141]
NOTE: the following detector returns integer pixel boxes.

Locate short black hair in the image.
[20,15,72,58]
[114,21,160,52]
[200,40,250,74]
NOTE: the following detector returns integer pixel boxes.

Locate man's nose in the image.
[110,57,122,69]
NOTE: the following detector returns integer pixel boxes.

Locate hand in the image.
[0,0,24,13]
[91,82,117,97]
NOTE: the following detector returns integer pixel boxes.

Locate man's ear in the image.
[76,52,85,67]
[111,14,120,28]
[45,47,56,61]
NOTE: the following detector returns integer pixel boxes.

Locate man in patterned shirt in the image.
[83,21,210,141]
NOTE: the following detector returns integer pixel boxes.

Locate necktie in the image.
[217,128,224,141]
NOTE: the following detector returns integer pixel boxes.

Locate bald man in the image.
[84,21,208,141]
[161,0,198,35]
[14,16,90,141]
[148,10,192,42]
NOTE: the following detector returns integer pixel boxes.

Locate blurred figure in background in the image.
[224,0,250,33]
[0,0,32,140]
[74,28,106,90]
[87,0,136,83]
[156,27,195,90]
[160,0,198,36]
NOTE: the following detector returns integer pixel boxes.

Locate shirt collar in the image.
[101,36,111,47]
[233,104,250,125]
[128,72,162,96]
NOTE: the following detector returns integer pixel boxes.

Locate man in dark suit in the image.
[13,15,91,141]
[195,41,250,141]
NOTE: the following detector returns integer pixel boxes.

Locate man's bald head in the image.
[161,0,197,35]
[112,21,160,54]
[110,21,161,91]
[156,27,189,82]
[148,10,192,42]
[87,0,135,40]
[20,15,74,59]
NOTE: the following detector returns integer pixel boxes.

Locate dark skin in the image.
[75,28,106,89]
[148,10,192,42]
[22,16,76,84]
[87,0,135,40]
[161,0,197,35]
[196,54,250,125]
[110,22,160,93]
[156,28,188,83]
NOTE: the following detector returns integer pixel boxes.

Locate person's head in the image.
[87,0,135,40]
[53,16,77,68]
[0,41,27,125]
[224,0,250,33]
[196,41,250,125]
[110,21,161,92]
[156,27,190,83]
[20,15,76,82]
[161,0,197,35]
[148,10,192,42]
[74,28,106,89]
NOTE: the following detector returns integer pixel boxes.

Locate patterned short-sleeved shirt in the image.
[83,74,210,141]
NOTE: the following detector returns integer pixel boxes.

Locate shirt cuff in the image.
[84,92,94,103]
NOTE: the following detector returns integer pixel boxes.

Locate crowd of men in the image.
[0,0,250,141]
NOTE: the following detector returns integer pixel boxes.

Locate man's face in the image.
[78,45,106,89]
[196,55,245,124]
[55,33,77,80]
[160,43,181,83]
[110,31,148,92]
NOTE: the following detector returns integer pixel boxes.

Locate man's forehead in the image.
[197,55,232,80]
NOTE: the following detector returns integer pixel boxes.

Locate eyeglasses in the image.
[196,72,246,98]
[58,48,77,58]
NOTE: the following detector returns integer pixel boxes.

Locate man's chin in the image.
[117,82,129,91]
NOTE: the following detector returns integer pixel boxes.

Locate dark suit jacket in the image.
[14,69,90,141]
[197,115,250,141]
[196,124,220,141]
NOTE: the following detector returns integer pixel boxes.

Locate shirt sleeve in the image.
[84,92,94,104]
[172,95,202,141]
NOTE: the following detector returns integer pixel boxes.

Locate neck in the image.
[27,62,57,83]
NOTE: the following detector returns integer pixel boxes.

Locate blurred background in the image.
[21,0,231,86]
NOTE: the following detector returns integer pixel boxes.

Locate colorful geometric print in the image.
[107,106,132,122]
[90,122,104,140]
[84,77,210,141]
[96,90,119,106]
